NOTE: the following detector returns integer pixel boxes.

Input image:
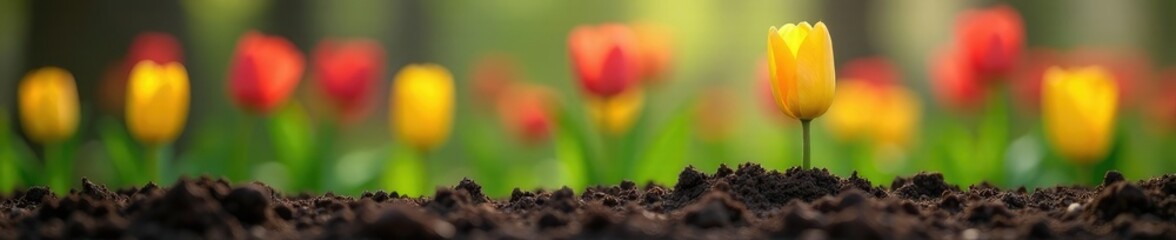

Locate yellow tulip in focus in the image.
[18,67,79,144]
[126,61,190,146]
[390,64,454,153]
[766,21,836,120]
[767,21,837,169]
[1042,66,1117,165]
[588,86,644,136]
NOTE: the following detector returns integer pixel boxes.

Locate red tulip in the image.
[929,46,984,111]
[312,38,384,121]
[843,57,900,87]
[127,32,184,65]
[1150,68,1176,132]
[496,84,555,145]
[229,31,305,114]
[956,4,1024,81]
[470,54,522,110]
[568,23,641,97]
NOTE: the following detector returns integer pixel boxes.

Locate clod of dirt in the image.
[894,172,956,200]
[1087,182,1153,221]
[1102,171,1126,187]
[682,192,748,228]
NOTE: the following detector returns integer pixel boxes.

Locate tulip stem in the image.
[144,145,160,184]
[45,143,68,193]
[598,96,611,182]
[801,119,812,169]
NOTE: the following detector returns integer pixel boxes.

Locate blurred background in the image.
[2,0,1175,197]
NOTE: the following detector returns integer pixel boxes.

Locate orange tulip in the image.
[568,23,641,97]
[632,22,673,85]
[956,4,1024,80]
[229,31,305,114]
[313,38,385,122]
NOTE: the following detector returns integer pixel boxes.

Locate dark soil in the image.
[1,163,1174,239]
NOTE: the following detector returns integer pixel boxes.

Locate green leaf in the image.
[634,104,694,185]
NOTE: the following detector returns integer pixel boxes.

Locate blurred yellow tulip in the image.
[390,64,454,153]
[873,85,920,149]
[588,86,644,136]
[827,81,921,148]
[826,80,873,141]
[126,61,190,146]
[18,67,79,145]
[1042,66,1118,165]
[766,21,836,120]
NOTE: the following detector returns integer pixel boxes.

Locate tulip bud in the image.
[390,64,454,153]
[312,39,385,122]
[568,23,641,97]
[126,61,190,146]
[496,84,556,145]
[229,31,305,114]
[587,86,644,136]
[1042,66,1117,165]
[766,21,836,120]
[18,67,79,145]
[956,4,1024,80]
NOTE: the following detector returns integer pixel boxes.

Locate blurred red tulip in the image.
[126,32,184,66]
[1150,68,1176,132]
[496,84,556,145]
[470,54,522,110]
[632,22,673,85]
[843,57,900,87]
[929,46,984,111]
[229,31,305,114]
[313,38,385,122]
[1011,49,1062,113]
[568,23,641,97]
[956,4,1024,81]
[756,57,785,122]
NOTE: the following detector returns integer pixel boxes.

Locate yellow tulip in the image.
[390,64,454,153]
[766,21,836,120]
[18,67,79,145]
[1042,66,1118,165]
[587,86,644,136]
[126,61,190,146]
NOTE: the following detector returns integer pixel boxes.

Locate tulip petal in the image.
[793,21,836,119]
[767,26,798,119]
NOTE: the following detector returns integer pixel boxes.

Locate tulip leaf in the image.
[634,104,693,185]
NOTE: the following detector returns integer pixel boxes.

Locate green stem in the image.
[232,116,255,182]
[144,145,160,183]
[801,120,812,169]
[45,143,68,194]
[598,96,611,183]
